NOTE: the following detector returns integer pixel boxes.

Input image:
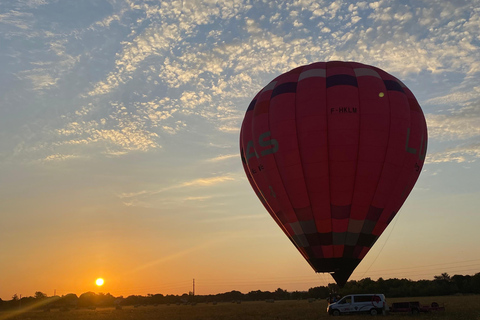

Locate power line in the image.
[353,260,480,281]
[360,258,480,273]
[359,213,401,279]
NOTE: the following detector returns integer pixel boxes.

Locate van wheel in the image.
[370,309,378,316]
[411,308,419,315]
[332,310,340,316]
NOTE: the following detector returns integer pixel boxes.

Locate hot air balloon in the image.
[240,61,427,287]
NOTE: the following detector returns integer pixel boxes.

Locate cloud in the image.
[87,21,180,96]
[0,10,33,31]
[42,153,79,162]
[22,72,58,90]
[86,0,252,97]
[54,101,162,154]
[424,87,480,106]
[4,0,480,164]
[206,154,238,162]
[426,102,480,141]
[76,1,478,150]
[425,142,480,164]
[180,91,213,110]
[13,38,79,92]
[180,176,235,187]
[245,17,262,34]
[424,96,480,163]
[119,174,237,201]
[184,196,213,201]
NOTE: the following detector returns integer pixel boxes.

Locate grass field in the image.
[1,295,479,320]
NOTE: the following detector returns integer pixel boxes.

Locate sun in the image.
[95,278,104,286]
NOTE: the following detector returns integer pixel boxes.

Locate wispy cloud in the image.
[179,176,236,187]
[55,108,161,153]
[42,153,79,162]
[426,103,480,141]
[119,175,236,201]
[425,99,480,163]
[184,196,213,201]
[206,154,237,162]
[425,142,480,164]
[87,22,175,96]
[425,87,480,106]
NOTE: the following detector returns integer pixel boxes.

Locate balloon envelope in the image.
[240,61,427,286]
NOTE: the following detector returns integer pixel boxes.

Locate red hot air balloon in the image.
[240,61,427,287]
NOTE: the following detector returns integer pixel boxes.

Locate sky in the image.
[1,0,479,300]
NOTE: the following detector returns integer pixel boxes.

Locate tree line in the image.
[1,272,478,310]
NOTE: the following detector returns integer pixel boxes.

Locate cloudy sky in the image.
[1,0,479,299]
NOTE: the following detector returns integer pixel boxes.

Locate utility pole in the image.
[193,279,195,296]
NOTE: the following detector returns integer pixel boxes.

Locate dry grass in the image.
[1,295,479,320]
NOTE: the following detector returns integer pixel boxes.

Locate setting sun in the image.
[95,278,104,286]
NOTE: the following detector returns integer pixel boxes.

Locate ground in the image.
[1,295,478,320]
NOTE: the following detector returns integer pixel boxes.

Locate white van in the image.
[327,294,387,316]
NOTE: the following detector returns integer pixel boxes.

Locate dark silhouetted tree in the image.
[78,292,97,307]
[308,286,330,299]
[35,291,47,299]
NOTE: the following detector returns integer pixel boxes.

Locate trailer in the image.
[389,301,445,314]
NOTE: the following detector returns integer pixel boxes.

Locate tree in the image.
[308,286,330,299]
[470,273,480,294]
[273,288,290,300]
[78,292,97,307]
[96,293,115,307]
[35,291,47,299]
[60,293,78,307]
[434,273,451,281]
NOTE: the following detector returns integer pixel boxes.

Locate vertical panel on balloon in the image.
[350,67,389,221]
[296,62,331,260]
[403,86,428,165]
[240,126,288,238]
[250,89,296,238]
[386,92,427,223]
[269,71,316,247]
[245,78,303,258]
[241,97,293,240]
[373,80,418,235]
[346,66,390,257]
[325,63,359,222]
[368,79,408,219]
[240,96,265,210]
[326,62,360,259]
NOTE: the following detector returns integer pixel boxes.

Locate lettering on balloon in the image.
[269,185,276,198]
[405,128,416,154]
[330,107,357,114]
[406,129,427,161]
[251,164,264,174]
[245,140,259,161]
[245,131,279,165]
[259,131,279,156]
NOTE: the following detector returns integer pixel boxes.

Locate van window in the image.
[354,295,373,303]
[338,296,352,304]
